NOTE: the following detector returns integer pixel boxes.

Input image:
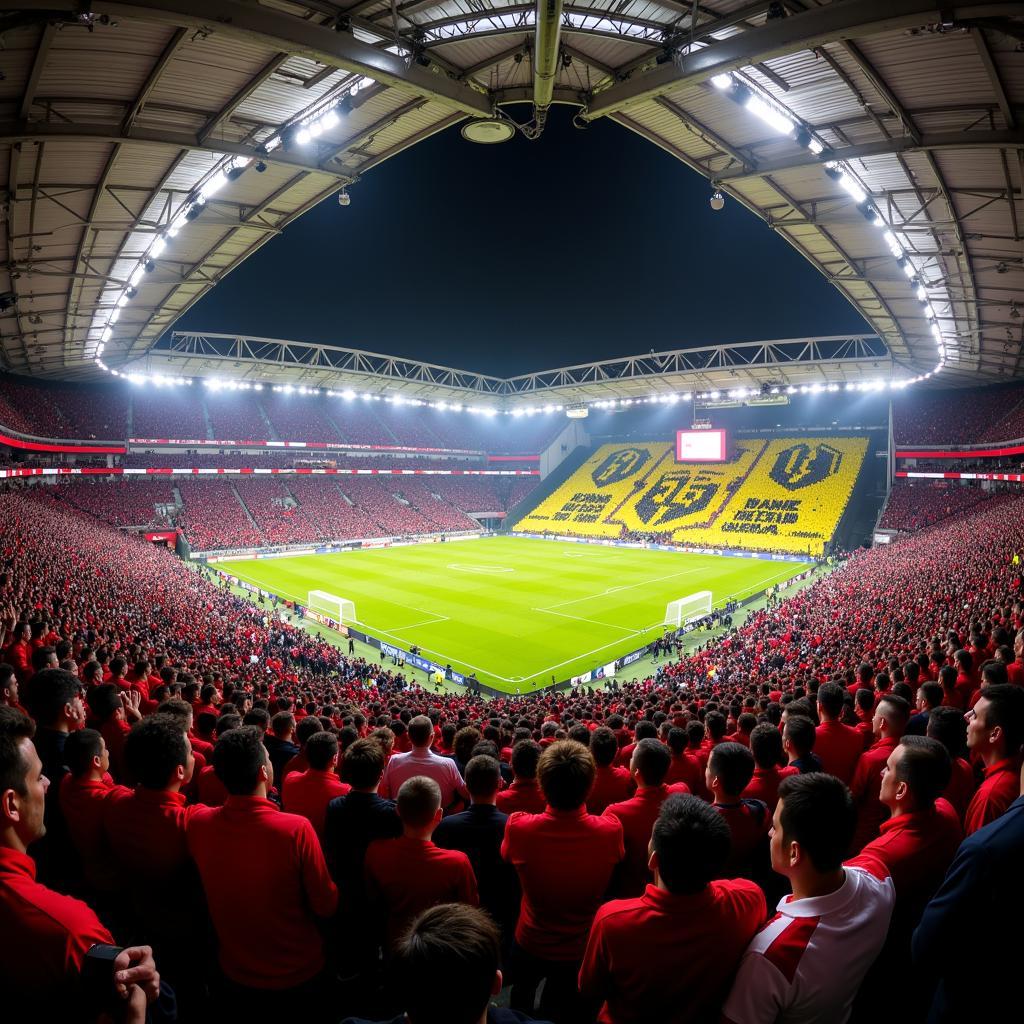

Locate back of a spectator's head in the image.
[707,742,755,798]
[537,740,594,810]
[64,728,105,779]
[876,694,911,734]
[394,904,502,1024]
[31,646,57,674]
[816,681,846,719]
[589,726,618,767]
[242,707,270,733]
[890,736,951,809]
[341,737,386,790]
[305,730,338,771]
[213,726,269,795]
[927,705,967,759]
[686,720,706,746]
[155,697,193,732]
[750,723,785,769]
[919,681,944,709]
[271,711,295,738]
[397,775,442,829]
[783,715,816,757]
[125,715,190,790]
[510,739,541,780]
[776,774,855,875]
[453,727,482,764]
[24,669,81,729]
[87,683,122,723]
[634,720,657,742]
[465,755,501,801]
[667,727,687,756]
[652,794,731,895]
[295,716,323,747]
[705,712,727,741]
[737,712,758,737]
[631,737,671,787]
[408,715,434,748]
[854,687,874,713]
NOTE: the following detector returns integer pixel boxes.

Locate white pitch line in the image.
[531,607,644,634]
[538,566,703,611]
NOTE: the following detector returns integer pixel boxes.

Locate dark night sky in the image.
[175,106,869,377]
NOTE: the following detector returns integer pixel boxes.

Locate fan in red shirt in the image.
[614,720,656,767]
[495,739,546,815]
[0,706,160,1018]
[187,725,338,1018]
[665,727,705,795]
[604,738,689,897]
[741,724,798,813]
[846,736,963,1019]
[850,694,910,852]
[963,684,1024,834]
[502,739,624,1023]
[581,793,766,1024]
[707,742,770,881]
[365,774,478,954]
[587,727,635,814]
[282,731,349,838]
[815,682,865,783]
[58,729,129,894]
[926,707,976,822]
[85,683,141,784]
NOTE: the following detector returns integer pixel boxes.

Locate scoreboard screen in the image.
[676,429,727,462]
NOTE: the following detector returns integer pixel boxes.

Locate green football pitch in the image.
[216,537,809,693]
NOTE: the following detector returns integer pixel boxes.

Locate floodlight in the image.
[710,190,725,211]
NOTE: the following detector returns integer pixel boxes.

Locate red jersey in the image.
[281,768,349,838]
[187,796,338,989]
[665,752,705,794]
[588,764,634,815]
[963,757,1022,835]
[713,800,771,879]
[496,778,546,815]
[580,880,766,1024]
[502,806,624,961]
[814,721,865,784]
[0,847,114,1006]
[365,835,478,950]
[605,784,690,898]
[850,736,899,852]
[942,757,976,822]
[59,774,129,892]
[741,765,799,813]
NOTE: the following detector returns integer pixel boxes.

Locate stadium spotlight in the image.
[143,259,155,273]
[710,190,725,211]
[125,286,138,299]
[225,165,246,182]
[255,161,267,173]
[338,188,351,206]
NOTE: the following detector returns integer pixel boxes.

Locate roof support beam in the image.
[34,0,493,117]
[122,27,188,135]
[583,0,1024,120]
[716,129,1024,181]
[20,22,55,120]
[198,53,290,145]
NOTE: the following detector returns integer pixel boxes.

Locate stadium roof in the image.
[1,0,1021,388]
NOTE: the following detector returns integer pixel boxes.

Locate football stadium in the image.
[1,3,1023,1023]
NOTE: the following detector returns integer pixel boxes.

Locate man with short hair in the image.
[380,714,469,810]
[264,711,300,789]
[962,683,1024,834]
[0,706,160,1017]
[664,726,704,794]
[782,716,821,774]
[906,680,944,736]
[707,742,769,881]
[187,726,338,1016]
[604,738,688,897]
[587,727,634,814]
[850,694,910,852]
[282,730,349,839]
[342,903,537,1024]
[581,794,765,1024]
[434,755,518,938]
[496,739,545,815]
[503,740,624,1022]
[365,775,478,953]
[926,706,975,822]
[815,682,863,782]
[722,775,895,1024]
[742,724,797,813]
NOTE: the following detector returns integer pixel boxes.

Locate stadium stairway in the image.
[258,399,279,441]
[200,396,215,440]
[231,484,264,535]
[502,444,592,531]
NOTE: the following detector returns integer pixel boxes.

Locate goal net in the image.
[664,590,713,630]
[307,590,356,625]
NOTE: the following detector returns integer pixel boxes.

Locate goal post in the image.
[664,590,713,630]
[307,590,356,625]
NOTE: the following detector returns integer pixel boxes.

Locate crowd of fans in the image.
[55,481,176,529]
[893,381,1024,445]
[0,478,1021,1023]
[175,481,263,551]
[879,481,994,532]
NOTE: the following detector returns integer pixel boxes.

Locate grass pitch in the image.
[217,537,808,693]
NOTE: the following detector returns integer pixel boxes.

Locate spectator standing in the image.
[962,683,1024,834]
[380,715,469,811]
